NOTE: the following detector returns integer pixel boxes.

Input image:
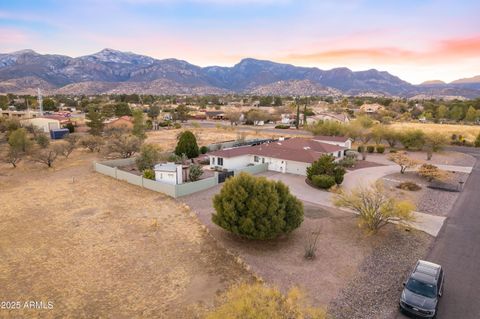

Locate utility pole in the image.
[37,88,43,116]
[295,99,300,130]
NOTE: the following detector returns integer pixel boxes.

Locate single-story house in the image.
[154,163,188,185]
[104,116,133,130]
[313,135,352,149]
[21,117,61,133]
[308,112,350,124]
[205,111,225,120]
[359,103,385,114]
[207,137,347,176]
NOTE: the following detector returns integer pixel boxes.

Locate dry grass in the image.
[0,151,252,318]
[146,127,286,151]
[390,122,480,141]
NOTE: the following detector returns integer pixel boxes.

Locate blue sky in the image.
[1,0,480,83]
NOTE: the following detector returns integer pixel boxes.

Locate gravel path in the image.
[328,228,433,319]
[382,172,469,216]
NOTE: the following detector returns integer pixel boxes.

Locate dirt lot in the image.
[179,183,432,315]
[0,151,252,318]
[389,122,480,142]
[146,126,283,151]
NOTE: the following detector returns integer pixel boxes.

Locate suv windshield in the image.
[406,278,436,298]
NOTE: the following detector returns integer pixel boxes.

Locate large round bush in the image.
[212,173,304,240]
[312,174,336,189]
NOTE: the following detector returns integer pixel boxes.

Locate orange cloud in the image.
[283,35,480,65]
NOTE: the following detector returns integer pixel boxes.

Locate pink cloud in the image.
[0,27,30,47]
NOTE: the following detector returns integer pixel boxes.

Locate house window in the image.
[218,157,224,166]
[262,158,265,163]
[254,156,259,163]
[338,151,341,157]
[212,157,216,165]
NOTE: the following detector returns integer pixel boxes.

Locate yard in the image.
[0,151,253,318]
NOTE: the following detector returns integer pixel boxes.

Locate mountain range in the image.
[0,48,479,98]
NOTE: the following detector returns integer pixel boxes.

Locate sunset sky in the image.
[1,0,479,84]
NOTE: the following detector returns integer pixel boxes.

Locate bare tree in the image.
[31,147,58,168]
[105,134,142,158]
[3,147,23,168]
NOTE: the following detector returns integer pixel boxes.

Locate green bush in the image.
[142,169,155,180]
[399,129,425,150]
[136,143,161,171]
[396,181,421,191]
[275,124,290,129]
[312,175,336,189]
[212,173,304,240]
[36,133,50,149]
[200,145,209,154]
[306,154,346,186]
[65,122,75,133]
[173,123,182,129]
[376,145,385,153]
[366,145,375,153]
[189,164,203,181]
[357,145,364,153]
[338,157,356,168]
[475,133,480,147]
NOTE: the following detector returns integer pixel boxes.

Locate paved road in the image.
[397,147,480,318]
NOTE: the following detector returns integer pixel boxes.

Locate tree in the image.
[173,105,189,122]
[135,143,161,171]
[3,147,23,168]
[188,164,203,181]
[86,106,104,136]
[42,98,57,111]
[465,106,477,122]
[79,135,104,152]
[399,129,425,150]
[334,181,414,233]
[226,110,242,126]
[175,130,199,159]
[475,132,480,147]
[35,133,50,149]
[206,283,325,319]
[8,128,32,153]
[384,129,400,148]
[114,102,132,116]
[437,104,448,119]
[306,120,346,136]
[449,105,464,121]
[57,134,79,158]
[132,109,146,140]
[389,152,420,174]
[424,133,448,160]
[212,173,304,240]
[105,134,142,158]
[147,105,160,120]
[31,147,58,168]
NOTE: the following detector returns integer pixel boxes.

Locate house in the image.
[21,117,61,133]
[205,111,225,120]
[104,116,134,130]
[208,137,347,176]
[310,112,350,124]
[154,163,188,185]
[359,103,385,114]
[312,135,352,149]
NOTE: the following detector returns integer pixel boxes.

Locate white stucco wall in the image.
[155,170,178,185]
[209,155,251,170]
[314,139,352,149]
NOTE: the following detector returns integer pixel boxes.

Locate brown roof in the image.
[208,138,345,164]
[313,135,350,143]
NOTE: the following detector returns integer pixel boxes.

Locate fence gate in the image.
[217,171,234,183]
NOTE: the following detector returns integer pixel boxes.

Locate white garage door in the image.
[286,161,308,176]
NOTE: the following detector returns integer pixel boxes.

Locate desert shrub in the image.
[418,163,449,181]
[188,164,203,181]
[397,181,421,191]
[366,145,375,153]
[345,150,359,158]
[65,122,75,133]
[334,181,415,233]
[390,149,398,153]
[31,146,59,168]
[334,168,345,185]
[338,156,356,168]
[200,145,209,154]
[79,135,104,152]
[175,130,199,159]
[173,123,181,129]
[8,128,32,153]
[304,229,321,260]
[206,283,325,319]
[212,173,303,240]
[35,133,50,149]
[399,129,425,150]
[142,168,155,180]
[475,133,480,147]
[136,143,161,171]
[275,124,290,129]
[376,145,385,153]
[389,152,420,174]
[2,147,23,168]
[312,174,336,189]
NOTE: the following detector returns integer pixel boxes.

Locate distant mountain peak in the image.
[451,75,480,84]
[420,80,446,85]
[10,49,37,55]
